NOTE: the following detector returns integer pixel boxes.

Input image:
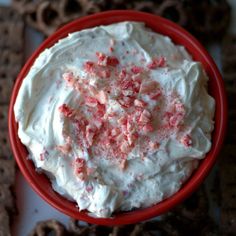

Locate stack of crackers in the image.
[220,35,236,234]
[11,0,230,41]
[0,6,24,236]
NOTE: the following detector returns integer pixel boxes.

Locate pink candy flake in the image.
[84,96,98,107]
[149,141,160,150]
[96,52,119,67]
[97,68,111,79]
[118,96,133,108]
[140,81,159,94]
[85,124,97,146]
[142,123,154,133]
[74,157,87,180]
[84,61,95,74]
[127,132,138,146]
[147,56,166,69]
[180,135,192,147]
[149,89,162,100]
[95,90,107,104]
[63,71,76,87]
[118,69,127,79]
[111,127,120,137]
[56,143,72,154]
[134,99,147,108]
[86,185,93,192]
[138,110,151,124]
[58,104,75,118]
[120,141,130,153]
[119,159,127,170]
[131,66,144,74]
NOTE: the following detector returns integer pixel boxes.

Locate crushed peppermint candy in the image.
[57,52,191,171]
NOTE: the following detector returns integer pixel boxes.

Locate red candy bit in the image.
[74,157,87,180]
[131,66,144,74]
[86,185,93,192]
[181,135,192,147]
[120,141,130,153]
[149,141,160,150]
[84,96,98,107]
[139,110,151,124]
[119,69,127,79]
[96,52,106,64]
[120,79,133,90]
[92,116,103,129]
[109,47,114,52]
[169,113,183,127]
[111,127,120,137]
[127,132,138,146]
[58,104,74,118]
[150,89,162,100]
[140,81,159,94]
[118,96,133,108]
[85,124,97,146]
[118,116,127,126]
[119,159,127,170]
[96,52,119,67]
[107,56,119,66]
[95,90,107,104]
[84,61,95,73]
[63,72,75,86]
[56,143,72,154]
[147,56,166,69]
[142,123,154,133]
[134,99,147,108]
[96,103,106,117]
[97,68,111,79]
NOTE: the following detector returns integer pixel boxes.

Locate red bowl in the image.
[8,10,227,225]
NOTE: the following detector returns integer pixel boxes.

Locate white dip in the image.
[14,22,215,217]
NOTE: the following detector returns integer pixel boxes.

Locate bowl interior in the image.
[9,10,227,225]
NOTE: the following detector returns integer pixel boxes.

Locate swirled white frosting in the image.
[14,22,215,218]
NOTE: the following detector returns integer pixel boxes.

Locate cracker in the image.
[221,209,236,235]
[185,0,230,41]
[0,206,11,236]
[222,35,236,93]
[29,219,67,236]
[221,189,236,210]
[0,79,14,104]
[0,160,15,185]
[0,105,8,130]
[0,8,24,52]
[0,130,13,160]
[0,184,14,211]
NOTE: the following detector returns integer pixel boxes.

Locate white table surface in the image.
[0,0,235,235]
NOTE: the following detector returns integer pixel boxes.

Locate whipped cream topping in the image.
[14,22,215,218]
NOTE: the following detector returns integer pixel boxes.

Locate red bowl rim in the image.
[8,10,227,225]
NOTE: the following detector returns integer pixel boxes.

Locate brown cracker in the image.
[0,206,11,236]
[0,105,8,130]
[29,219,67,236]
[0,50,22,68]
[0,130,13,160]
[0,160,15,186]
[221,209,236,235]
[222,34,236,93]
[0,79,14,104]
[221,189,236,210]
[0,5,24,234]
[0,184,14,211]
